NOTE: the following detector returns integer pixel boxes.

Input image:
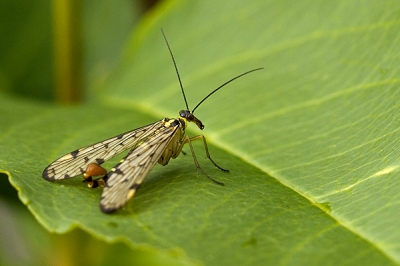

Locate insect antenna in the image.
[161,29,263,113]
[161,29,190,110]
[192,67,264,113]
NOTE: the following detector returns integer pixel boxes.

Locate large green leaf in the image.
[2,0,400,265]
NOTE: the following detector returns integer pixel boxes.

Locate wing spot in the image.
[71,150,79,158]
[127,189,136,200]
[114,168,124,175]
[96,158,105,164]
[131,183,141,190]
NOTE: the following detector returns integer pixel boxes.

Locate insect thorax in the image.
[163,117,187,130]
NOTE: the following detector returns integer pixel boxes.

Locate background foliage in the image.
[1,0,399,265]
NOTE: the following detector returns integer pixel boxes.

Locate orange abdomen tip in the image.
[84,163,107,179]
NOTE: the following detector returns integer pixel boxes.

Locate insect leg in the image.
[182,135,225,186]
[82,163,107,188]
[86,177,106,188]
[189,135,229,172]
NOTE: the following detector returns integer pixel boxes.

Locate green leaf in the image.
[2,0,400,265]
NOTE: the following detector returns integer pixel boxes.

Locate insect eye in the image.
[179,110,191,119]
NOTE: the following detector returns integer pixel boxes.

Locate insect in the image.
[42,30,263,213]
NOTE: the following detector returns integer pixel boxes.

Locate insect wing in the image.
[42,121,165,181]
[100,123,180,213]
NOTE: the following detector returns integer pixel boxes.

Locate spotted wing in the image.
[100,122,181,213]
[42,121,165,181]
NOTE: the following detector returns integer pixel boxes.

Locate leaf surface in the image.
[2,0,400,265]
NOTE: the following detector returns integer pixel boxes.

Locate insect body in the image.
[42,30,263,213]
